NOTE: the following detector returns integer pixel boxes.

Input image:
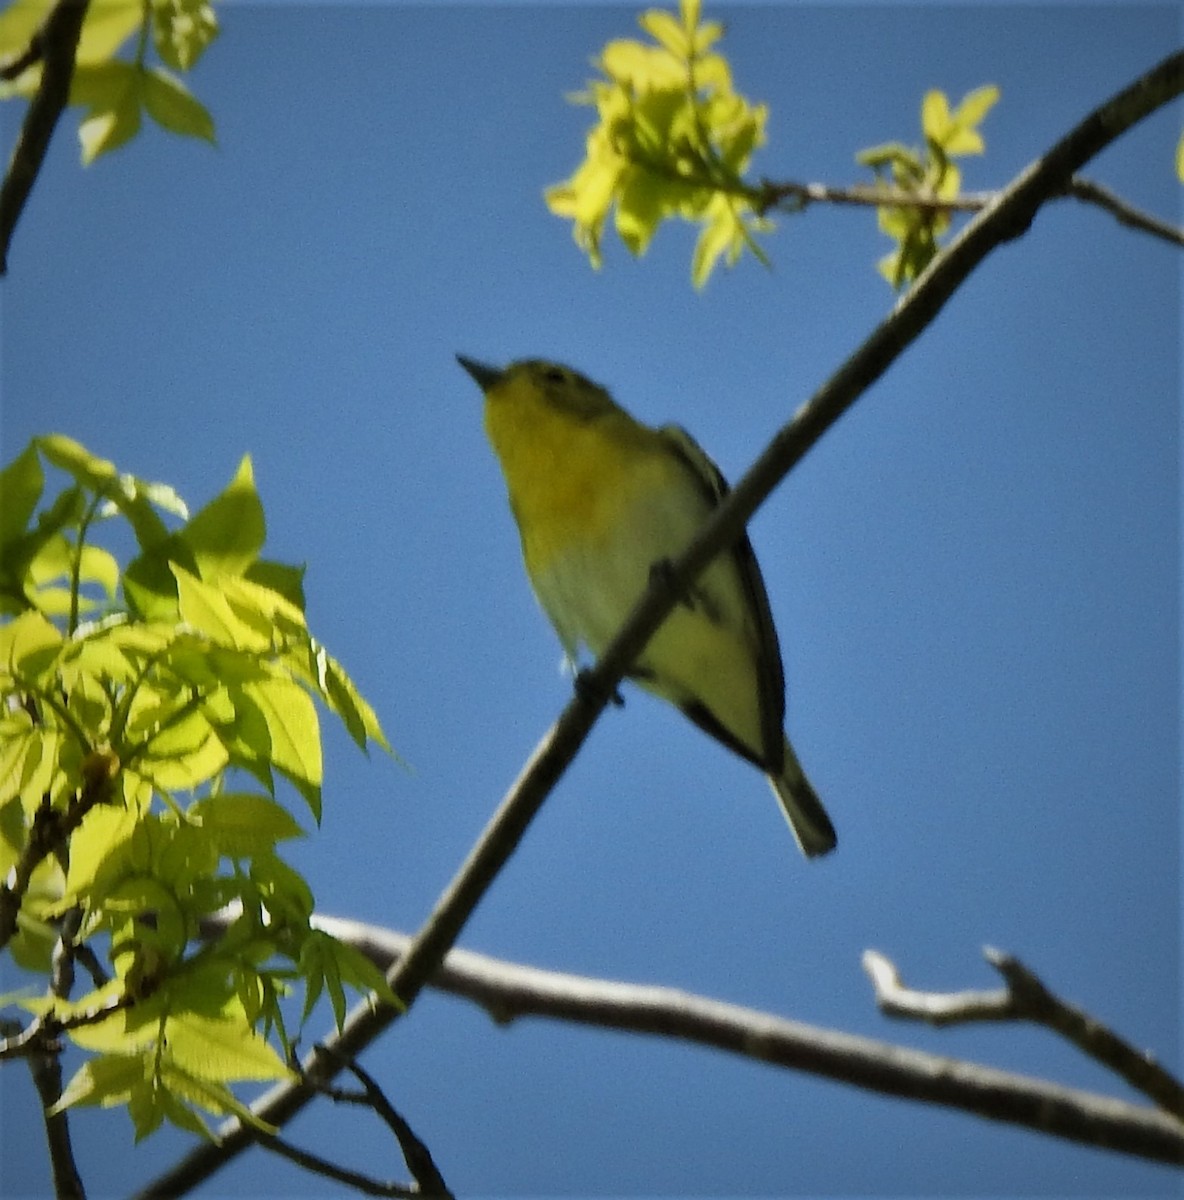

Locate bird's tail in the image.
[768,736,837,858]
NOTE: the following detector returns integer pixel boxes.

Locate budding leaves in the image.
[547,0,771,288]
[857,84,999,288]
[0,0,217,164]
[0,436,393,1143]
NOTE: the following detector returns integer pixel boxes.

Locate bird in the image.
[457,355,836,858]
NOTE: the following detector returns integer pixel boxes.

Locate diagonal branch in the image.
[864,947,1184,1121]
[135,47,1184,1199]
[0,0,90,275]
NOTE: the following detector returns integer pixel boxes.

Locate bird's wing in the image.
[657,424,787,767]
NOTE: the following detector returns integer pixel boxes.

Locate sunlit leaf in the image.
[141,66,215,144]
[180,456,264,581]
[0,442,43,546]
[187,792,305,857]
[51,1052,146,1114]
[75,63,142,165]
[164,1008,292,1084]
[151,0,218,72]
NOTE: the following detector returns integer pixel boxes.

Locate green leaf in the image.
[35,435,118,494]
[639,9,688,58]
[315,645,391,753]
[141,66,215,144]
[0,0,50,62]
[244,559,306,612]
[1176,132,1184,184]
[0,442,43,546]
[151,0,219,72]
[52,1053,146,1114]
[951,84,1000,133]
[74,62,142,166]
[173,566,270,651]
[76,0,143,64]
[162,1009,293,1084]
[241,676,322,819]
[179,456,265,580]
[1,607,62,676]
[187,792,305,857]
[131,706,229,791]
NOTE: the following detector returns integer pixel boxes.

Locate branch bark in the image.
[752,176,1184,250]
[183,913,1184,1169]
[0,0,90,275]
[864,947,1184,1120]
[136,47,1184,1198]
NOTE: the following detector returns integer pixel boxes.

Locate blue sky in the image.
[1,3,1181,1196]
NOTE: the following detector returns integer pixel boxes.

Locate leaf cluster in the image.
[545,0,772,289]
[0,437,394,1142]
[856,85,999,287]
[0,0,217,163]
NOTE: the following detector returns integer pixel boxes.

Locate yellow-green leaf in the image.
[179,456,264,580]
[0,441,43,545]
[0,0,50,61]
[76,0,143,63]
[187,792,305,857]
[77,63,142,165]
[173,566,270,651]
[242,676,322,815]
[141,66,215,144]
[1,607,61,676]
[921,89,952,144]
[163,1010,293,1084]
[1176,131,1184,183]
[151,0,218,72]
[51,1052,146,1114]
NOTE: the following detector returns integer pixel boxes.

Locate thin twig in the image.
[863,948,1184,1122]
[1066,176,1184,247]
[752,174,1184,251]
[0,994,136,1061]
[984,948,1184,1121]
[0,0,91,275]
[330,1053,453,1198]
[0,29,47,82]
[254,1132,416,1198]
[135,48,1184,1199]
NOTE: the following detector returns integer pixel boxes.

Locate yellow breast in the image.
[484,382,666,577]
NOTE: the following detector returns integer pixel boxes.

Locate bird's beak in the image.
[456,355,505,392]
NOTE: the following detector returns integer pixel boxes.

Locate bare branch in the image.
[135,48,1184,1199]
[1066,176,1184,247]
[753,175,1184,251]
[0,0,91,275]
[316,1051,454,1198]
[254,1131,418,1198]
[863,948,1184,1123]
[194,913,1184,1168]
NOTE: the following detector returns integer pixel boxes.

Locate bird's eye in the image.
[542,367,566,384]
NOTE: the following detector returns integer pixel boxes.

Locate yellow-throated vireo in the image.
[458,356,836,858]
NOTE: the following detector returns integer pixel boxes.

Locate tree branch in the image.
[189,913,1184,1168]
[752,175,1184,251]
[254,1131,417,1199]
[864,947,1184,1121]
[315,1051,453,1198]
[0,753,118,953]
[0,0,90,275]
[1066,175,1184,247]
[136,47,1184,1198]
